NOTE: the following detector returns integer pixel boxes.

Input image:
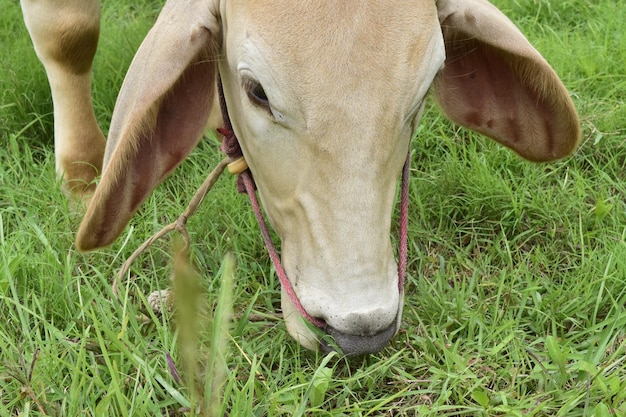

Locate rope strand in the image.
[240,170,327,328]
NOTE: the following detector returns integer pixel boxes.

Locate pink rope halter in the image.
[217,80,410,330]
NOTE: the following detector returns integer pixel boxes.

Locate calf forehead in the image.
[226,1,442,135]
[242,2,435,45]
[231,1,440,83]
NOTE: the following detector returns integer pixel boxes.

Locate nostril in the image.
[320,321,397,356]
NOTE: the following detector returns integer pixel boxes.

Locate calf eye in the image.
[244,78,270,110]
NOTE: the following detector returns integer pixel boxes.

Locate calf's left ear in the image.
[433,0,580,162]
[76,0,221,251]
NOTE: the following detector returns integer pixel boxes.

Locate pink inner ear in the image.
[76,51,217,251]
[439,34,551,151]
[443,38,521,132]
[434,28,579,162]
[135,61,215,201]
[119,56,216,216]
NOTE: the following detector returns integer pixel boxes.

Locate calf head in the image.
[77,0,580,355]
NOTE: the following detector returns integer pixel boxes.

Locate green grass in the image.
[1,0,625,415]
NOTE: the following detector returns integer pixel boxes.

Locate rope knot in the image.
[218,126,253,193]
[218,127,241,159]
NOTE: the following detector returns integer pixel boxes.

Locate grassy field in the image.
[1,0,625,415]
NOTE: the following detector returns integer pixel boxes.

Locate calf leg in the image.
[21,0,105,197]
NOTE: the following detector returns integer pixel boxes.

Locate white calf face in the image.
[219,1,445,352]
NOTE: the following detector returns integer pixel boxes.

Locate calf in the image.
[23,0,580,355]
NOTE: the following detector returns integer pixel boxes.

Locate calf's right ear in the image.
[76,0,221,251]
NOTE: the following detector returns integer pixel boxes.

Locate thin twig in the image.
[27,346,39,384]
[113,157,232,298]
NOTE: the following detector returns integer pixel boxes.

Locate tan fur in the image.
[21,0,105,197]
[24,0,580,353]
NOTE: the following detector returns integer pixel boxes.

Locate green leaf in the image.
[575,360,596,374]
[546,336,567,367]
[594,198,614,221]
[608,376,622,396]
[592,402,611,417]
[310,366,333,408]
[471,389,490,408]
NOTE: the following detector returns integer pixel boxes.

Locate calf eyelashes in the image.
[243,77,271,112]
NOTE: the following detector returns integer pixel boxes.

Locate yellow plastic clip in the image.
[227,156,249,175]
